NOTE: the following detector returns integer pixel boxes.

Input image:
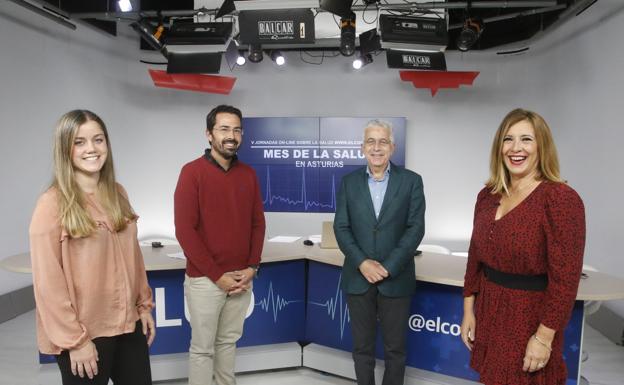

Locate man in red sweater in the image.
[174,105,265,385]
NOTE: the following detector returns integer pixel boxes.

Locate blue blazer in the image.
[334,164,425,297]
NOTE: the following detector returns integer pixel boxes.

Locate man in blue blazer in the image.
[334,120,425,385]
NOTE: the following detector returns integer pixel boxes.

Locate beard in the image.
[212,139,240,159]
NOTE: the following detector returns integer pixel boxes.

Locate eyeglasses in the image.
[364,138,391,148]
[214,127,243,135]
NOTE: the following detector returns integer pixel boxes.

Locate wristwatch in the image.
[249,264,260,277]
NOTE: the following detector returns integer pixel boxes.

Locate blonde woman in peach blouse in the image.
[29,110,155,385]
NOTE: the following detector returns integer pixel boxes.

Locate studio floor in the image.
[1,310,622,385]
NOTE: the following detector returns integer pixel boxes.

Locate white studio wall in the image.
[525,0,624,316]
[1,1,623,316]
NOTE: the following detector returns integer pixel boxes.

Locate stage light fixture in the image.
[340,12,356,57]
[352,53,372,70]
[320,0,354,19]
[270,50,285,66]
[130,19,166,56]
[359,28,381,56]
[248,44,264,63]
[118,0,132,12]
[225,40,247,68]
[216,0,235,19]
[457,18,483,52]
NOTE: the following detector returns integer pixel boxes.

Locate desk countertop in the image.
[2,242,623,301]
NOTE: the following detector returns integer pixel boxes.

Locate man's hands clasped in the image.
[215,267,256,295]
[359,259,389,283]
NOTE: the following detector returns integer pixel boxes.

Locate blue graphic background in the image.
[237,117,406,213]
[306,261,353,348]
[305,261,583,384]
[39,259,583,385]
[239,260,306,346]
[146,260,305,355]
[39,261,306,363]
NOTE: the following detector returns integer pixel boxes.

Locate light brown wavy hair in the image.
[486,108,563,195]
[51,110,136,237]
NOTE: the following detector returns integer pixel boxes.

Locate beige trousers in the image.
[184,275,251,385]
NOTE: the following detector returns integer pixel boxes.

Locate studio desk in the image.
[3,242,624,385]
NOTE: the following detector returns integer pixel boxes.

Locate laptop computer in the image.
[320,221,338,249]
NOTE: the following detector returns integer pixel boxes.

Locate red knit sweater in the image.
[174,154,265,282]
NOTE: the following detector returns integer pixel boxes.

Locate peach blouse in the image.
[29,187,153,354]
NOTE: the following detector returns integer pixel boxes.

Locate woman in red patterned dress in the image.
[460,108,585,385]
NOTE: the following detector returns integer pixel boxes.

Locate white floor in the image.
[0,310,622,385]
[157,368,354,385]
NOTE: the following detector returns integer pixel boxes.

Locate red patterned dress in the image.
[463,181,585,385]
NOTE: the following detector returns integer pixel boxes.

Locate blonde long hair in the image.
[486,108,563,195]
[51,110,136,237]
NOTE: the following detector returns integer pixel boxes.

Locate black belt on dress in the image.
[483,265,548,292]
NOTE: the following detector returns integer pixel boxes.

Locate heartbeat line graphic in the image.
[262,166,336,210]
[255,281,303,323]
[309,274,350,339]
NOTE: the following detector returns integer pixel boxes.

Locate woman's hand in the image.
[139,311,156,346]
[460,295,477,351]
[68,340,98,379]
[460,311,477,351]
[523,335,552,372]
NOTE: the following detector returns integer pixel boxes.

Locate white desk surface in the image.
[3,242,624,301]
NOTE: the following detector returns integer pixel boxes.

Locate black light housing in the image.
[320,0,354,19]
[224,40,245,68]
[216,0,235,19]
[248,44,263,63]
[457,18,483,52]
[130,19,167,56]
[352,53,372,70]
[340,12,356,57]
[270,50,285,66]
[359,28,380,56]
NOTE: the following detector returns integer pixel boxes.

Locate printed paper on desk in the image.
[308,234,322,244]
[268,236,301,243]
[167,252,186,260]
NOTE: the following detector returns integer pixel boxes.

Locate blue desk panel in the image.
[39,260,306,363]
[39,258,583,385]
[305,261,583,385]
[148,259,306,354]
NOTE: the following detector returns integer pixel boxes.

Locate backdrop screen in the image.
[237,117,406,213]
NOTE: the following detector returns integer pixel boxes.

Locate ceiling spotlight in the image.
[270,50,285,66]
[248,44,263,63]
[340,12,356,57]
[236,53,246,66]
[118,0,133,12]
[457,18,483,52]
[352,53,372,70]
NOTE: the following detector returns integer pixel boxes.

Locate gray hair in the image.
[363,119,394,144]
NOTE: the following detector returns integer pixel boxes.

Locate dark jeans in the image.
[56,321,152,385]
[347,286,412,385]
